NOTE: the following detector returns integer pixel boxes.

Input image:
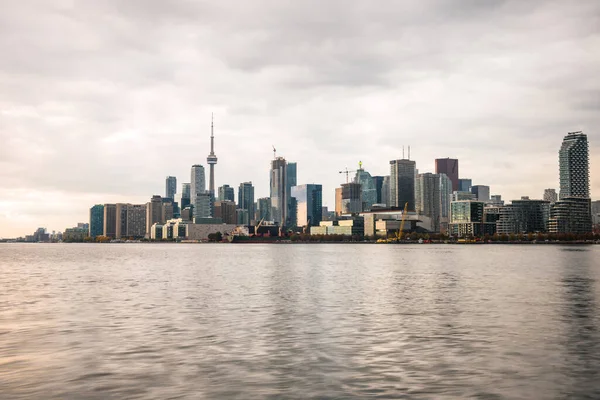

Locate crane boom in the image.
[397,202,409,241]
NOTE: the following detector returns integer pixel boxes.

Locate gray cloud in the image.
[0,0,599,236]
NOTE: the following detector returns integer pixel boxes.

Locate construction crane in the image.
[393,202,409,242]
[338,162,363,184]
[272,145,276,159]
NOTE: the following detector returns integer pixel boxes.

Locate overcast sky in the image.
[1,0,599,237]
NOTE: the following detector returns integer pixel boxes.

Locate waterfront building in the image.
[214,200,237,224]
[218,184,235,203]
[238,182,255,225]
[150,223,164,240]
[458,178,472,192]
[559,131,589,199]
[103,204,117,238]
[449,200,495,237]
[471,185,490,202]
[287,162,297,226]
[207,115,218,196]
[415,173,441,232]
[63,227,88,242]
[592,200,600,229]
[496,199,550,234]
[165,176,177,200]
[190,165,206,208]
[543,189,558,204]
[256,197,271,221]
[548,197,592,234]
[291,184,323,227]
[390,159,416,211]
[341,182,362,214]
[435,158,459,191]
[270,157,289,225]
[113,204,147,238]
[89,204,104,238]
[193,192,214,220]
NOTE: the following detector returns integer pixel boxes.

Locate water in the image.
[1,243,599,399]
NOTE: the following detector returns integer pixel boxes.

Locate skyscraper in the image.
[103,204,117,238]
[89,204,104,238]
[559,131,589,199]
[165,176,177,200]
[471,185,490,202]
[286,162,297,226]
[146,195,164,236]
[458,179,472,192]
[291,184,323,227]
[354,164,377,211]
[181,183,191,210]
[193,192,213,220]
[238,182,255,225]
[207,115,218,195]
[415,173,441,232]
[190,165,206,207]
[372,176,386,205]
[390,159,416,211]
[341,182,362,214]
[214,200,237,224]
[257,197,271,221]
[218,184,235,203]
[435,158,459,191]
[381,176,390,207]
[543,189,557,204]
[270,157,288,225]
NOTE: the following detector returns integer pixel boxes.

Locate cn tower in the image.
[207,113,218,195]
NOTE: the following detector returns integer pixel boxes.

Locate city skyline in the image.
[1,1,600,237]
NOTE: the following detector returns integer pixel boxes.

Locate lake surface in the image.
[1,243,599,399]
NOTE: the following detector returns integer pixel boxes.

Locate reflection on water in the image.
[0,243,599,399]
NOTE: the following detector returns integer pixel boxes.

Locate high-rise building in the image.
[146,196,164,236]
[435,158,459,191]
[559,131,589,199]
[381,176,390,207]
[452,191,476,201]
[181,183,191,210]
[218,184,235,203]
[341,182,362,214]
[214,200,237,224]
[286,162,297,226]
[372,176,386,205]
[496,200,550,234]
[193,192,214,220]
[190,165,206,208]
[238,182,255,225]
[543,189,558,204]
[291,184,323,227]
[439,173,453,233]
[257,197,271,221]
[449,200,495,237]
[548,197,592,234]
[103,203,117,238]
[165,176,177,200]
[490,195,504,206]
[270,157,288,225]
[458,179,472,192]
[89,204,104,238]
[354,165,377,211]
[390,159,416,211]
[471,185,490,202]
[592,200,600,229]
[207,115,218,195]
[126,204,147,238]
[415,173,441,232]
[335,187,343,216]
